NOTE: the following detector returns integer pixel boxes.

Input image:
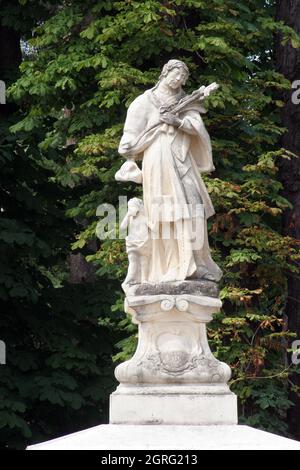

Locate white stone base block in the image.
[27,424,300,450]
[110,386,237,425]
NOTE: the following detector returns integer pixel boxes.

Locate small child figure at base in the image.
[120,198,149,292]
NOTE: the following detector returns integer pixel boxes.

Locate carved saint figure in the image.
[118,60,222,284]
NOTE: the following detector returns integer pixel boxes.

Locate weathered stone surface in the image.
[110,389,238,425]
[110,294,238,425]
[114,294,228,389]
[130,280,219,298]
[109,60,234,429]
[117,59,222,289]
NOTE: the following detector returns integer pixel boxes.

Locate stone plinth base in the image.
[115,294,230,386]
[111,293,237,426]
[27,425,300,450]
[110,385,237,425]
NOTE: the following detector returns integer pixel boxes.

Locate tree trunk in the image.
[0,23,21,116]
[0,26,22,75]
[276,0,300,440]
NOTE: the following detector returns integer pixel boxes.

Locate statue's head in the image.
[158,59,189,90]
[127,197,144,216]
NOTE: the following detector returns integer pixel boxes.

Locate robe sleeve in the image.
[173,109,215,173]
[178,110,206,135]
[118,95,149,158]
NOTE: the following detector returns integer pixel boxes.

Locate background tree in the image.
[1,0,300,448]
[0,0,120,449]
[276,0,300,440]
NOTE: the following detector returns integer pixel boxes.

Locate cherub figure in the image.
[121,198,149,292]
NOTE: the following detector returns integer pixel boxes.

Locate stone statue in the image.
[120,198,149,288]
[110,60,237,426]
[117,59,222,288]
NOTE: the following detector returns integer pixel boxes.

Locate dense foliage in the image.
[0,0,121,449]
[1,0,300,447]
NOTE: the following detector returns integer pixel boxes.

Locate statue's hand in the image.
[160,112,182,128]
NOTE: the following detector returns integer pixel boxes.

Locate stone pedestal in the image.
[110,282,237,425]
[110,386,237,425]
